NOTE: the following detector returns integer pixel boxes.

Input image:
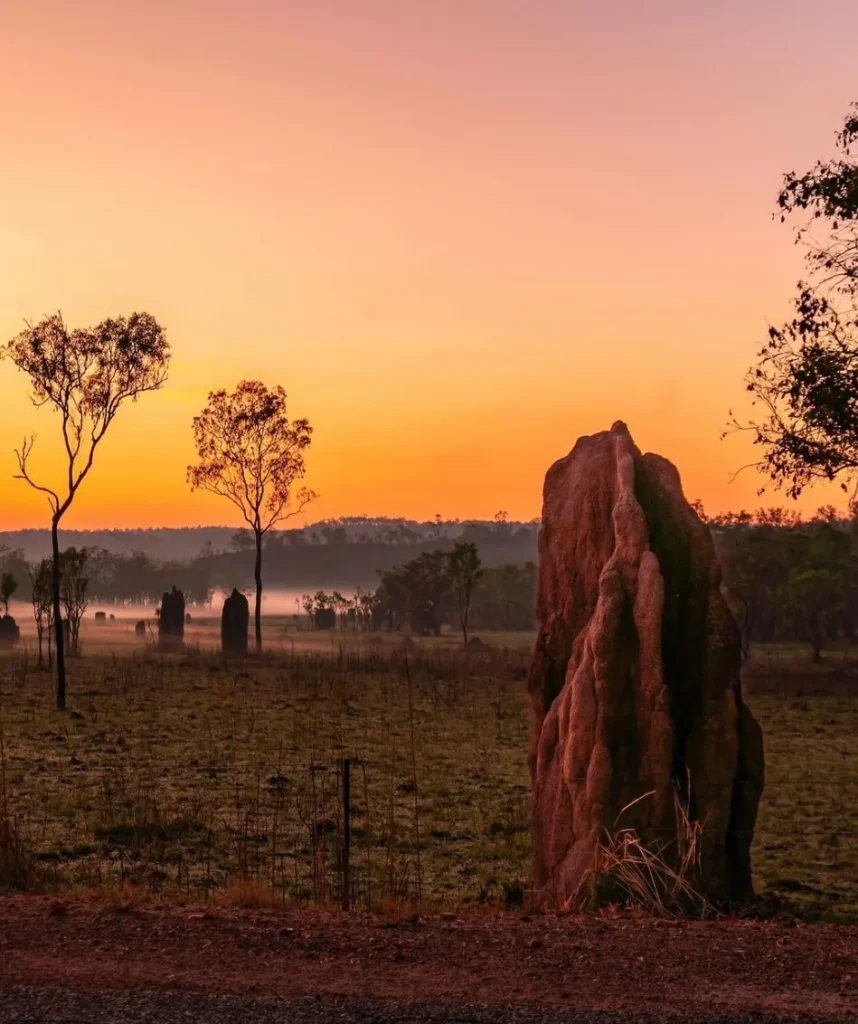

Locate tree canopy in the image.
[741,104,858,497]
[6,312,170,518]
[188,381,315,536]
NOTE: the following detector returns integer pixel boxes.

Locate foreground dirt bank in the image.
[0,897,855,1022]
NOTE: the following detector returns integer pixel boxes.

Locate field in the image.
[1,619,856,921]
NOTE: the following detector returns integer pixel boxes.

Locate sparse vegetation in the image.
[0,629,854,919]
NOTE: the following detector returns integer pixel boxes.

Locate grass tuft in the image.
[571,789,714,919]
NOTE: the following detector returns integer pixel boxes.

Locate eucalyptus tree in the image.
[5,312,170,709]
[188,381,315,650]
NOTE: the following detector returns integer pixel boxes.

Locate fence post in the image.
[342,757,351,911]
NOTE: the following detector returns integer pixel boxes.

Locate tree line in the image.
[5,506,858,664]
[298,544,536,641]
[705,505,858,663]
[0,545,215,608]
[300,506,858,663]
[0,517,539,565]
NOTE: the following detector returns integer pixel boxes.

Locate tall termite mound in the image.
[158,586,185,651]
[221,588,249,655]
[528,422,764,906]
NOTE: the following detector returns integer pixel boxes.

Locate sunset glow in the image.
[3,1,858,528]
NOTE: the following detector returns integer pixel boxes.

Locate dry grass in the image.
[0,722,42,892]
[570,789,713,919]
[0,630,855,920]
[0,640,532,908]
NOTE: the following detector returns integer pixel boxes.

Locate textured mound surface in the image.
[528,421,764,905]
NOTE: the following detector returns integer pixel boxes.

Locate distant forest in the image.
[0,516,539,601]
[0,515,537,563]
[3,508,858,659]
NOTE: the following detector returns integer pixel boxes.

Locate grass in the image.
[0,635,532,908]
[0,625,856,920]
[572,789,714,919]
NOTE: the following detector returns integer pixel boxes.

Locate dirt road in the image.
[0,896,855,1023]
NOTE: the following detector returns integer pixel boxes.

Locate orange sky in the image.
[2,1,858,530]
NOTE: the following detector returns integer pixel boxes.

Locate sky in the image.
[2,0,858,530]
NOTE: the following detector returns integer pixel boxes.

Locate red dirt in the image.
[0,896,855,1020]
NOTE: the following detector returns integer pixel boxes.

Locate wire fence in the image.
[1,641,856,911]
[6,749,855,911]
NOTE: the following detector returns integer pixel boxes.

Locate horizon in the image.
[3,2,858,529]
[0,497,852,538]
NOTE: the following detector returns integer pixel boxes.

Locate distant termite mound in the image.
[221,588,249,655]
[314,607,336,631]
[158,587,185,651]
[0,615,20,648]
[528,421,764,907]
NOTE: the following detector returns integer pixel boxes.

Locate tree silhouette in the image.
[0,572,17,617]
[377,550,451,636]
[737,104,858,497]
[188,380,315,651]
[29,558,54,671]
[448,541,482,651]
[59,547,89,658]
[5,312,170,709]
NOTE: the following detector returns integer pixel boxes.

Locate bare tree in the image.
[4,312,170,709]
[29,559,54,671]
[188,381,315,651]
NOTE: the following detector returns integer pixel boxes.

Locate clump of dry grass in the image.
[572,789,714,919]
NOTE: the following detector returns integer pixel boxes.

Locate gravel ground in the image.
[0,987,843,1024]
[0,896,855,1023]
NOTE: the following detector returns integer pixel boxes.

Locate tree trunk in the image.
[51,519,66,711]
[462,618,469,671]
[254,529,263,652]
[811,622,824,664]
[740,626,751,665]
